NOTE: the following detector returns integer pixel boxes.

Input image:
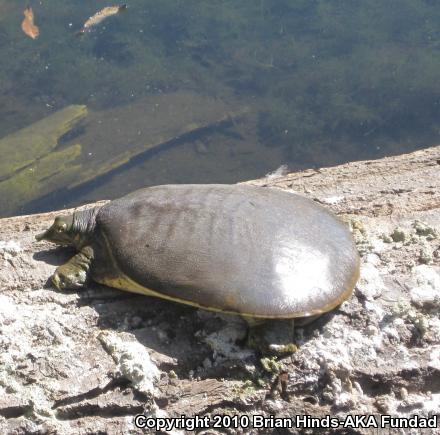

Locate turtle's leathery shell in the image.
[93,184,359,318]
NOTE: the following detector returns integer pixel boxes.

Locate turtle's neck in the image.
[71,207,100,249]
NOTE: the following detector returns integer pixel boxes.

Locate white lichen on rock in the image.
[0,240,23,260]
[413,220,439,240]
[357,261,385,300]
[321,195,345,205]
[98,331,160,396]
[350,219,373,255]
[410,265,440,307]
[198,311,252,361]
[418,240,434,264]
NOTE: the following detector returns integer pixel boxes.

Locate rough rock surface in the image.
[0,146,439,434]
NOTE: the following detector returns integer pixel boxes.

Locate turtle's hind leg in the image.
[52,246,94,290]
[243,317,297,356]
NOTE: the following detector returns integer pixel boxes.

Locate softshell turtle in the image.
[36,184,359,323]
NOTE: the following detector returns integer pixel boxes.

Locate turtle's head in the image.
[36,215,75,246]
[36,207,99,249]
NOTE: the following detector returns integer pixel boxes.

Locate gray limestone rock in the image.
[1,145,440,433]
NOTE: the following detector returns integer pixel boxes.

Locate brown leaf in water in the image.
[21,6,39,39]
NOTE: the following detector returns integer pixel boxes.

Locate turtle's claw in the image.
[51,271,63,290]
[247,319,297,356]
[51,269,75,290]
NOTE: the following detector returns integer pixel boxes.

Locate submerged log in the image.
[64,90,247,190]
[0,145,439,433]
[0,105,87,216]
[0,105,87,181]
[0,91,246,217]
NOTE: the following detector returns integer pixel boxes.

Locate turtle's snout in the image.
[35,215,75,245]
[35,226,57,242]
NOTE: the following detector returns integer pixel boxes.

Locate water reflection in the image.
[1,0,440,216]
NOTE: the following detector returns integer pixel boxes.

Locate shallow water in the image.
[1,0,440,216]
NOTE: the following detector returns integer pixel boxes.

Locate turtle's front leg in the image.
[52,246,94,290]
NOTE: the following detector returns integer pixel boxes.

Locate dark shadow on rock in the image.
[305,309,338,331]
[86,287,214,377]
[70,280,330,382]
[33,246,76,266]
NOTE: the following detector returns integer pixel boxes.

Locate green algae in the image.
[0,105,87,181]
[0,105,87,215]
[0,144,82,215]
[260,357,282,374]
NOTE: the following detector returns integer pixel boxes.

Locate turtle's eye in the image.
[54,216,68,233]
[56,222,67,233]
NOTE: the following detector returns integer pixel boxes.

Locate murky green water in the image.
[1,0,440,217]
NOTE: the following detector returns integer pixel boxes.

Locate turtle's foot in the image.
[246,319,297,356]
[52,263,87,290]
[51,248,93,290]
